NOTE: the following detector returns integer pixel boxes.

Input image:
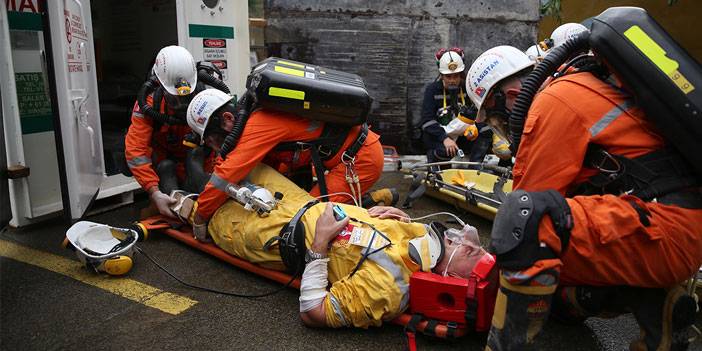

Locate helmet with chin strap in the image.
[465,45,534,120]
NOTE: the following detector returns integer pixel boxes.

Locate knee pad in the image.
[489,189,573,270]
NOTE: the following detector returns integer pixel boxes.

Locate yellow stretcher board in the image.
[421,169,512,221]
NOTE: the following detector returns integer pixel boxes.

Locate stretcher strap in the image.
[404,313,423,351]
[465,276,479,331]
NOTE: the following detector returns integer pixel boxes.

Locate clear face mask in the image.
[441,224,481,277]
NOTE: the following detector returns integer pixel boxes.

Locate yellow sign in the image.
[624,25,694,94]
[277,60,305,69]
[269,87,305,100]
[274,65,305,77]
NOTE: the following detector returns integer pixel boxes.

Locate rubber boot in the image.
[485,270,558,351]
[361,188,399,208]
[184,146,211,194]
[626,286,696,351]
[155,159,179,195]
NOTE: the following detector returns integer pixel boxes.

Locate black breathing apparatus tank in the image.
[245,57,372,126]
[510,6,702,177]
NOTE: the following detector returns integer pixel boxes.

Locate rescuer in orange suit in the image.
[184,89,394,241]
[466,45,702,350]
[125,46,214,218]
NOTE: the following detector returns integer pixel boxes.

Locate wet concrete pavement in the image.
[1,171,700,350]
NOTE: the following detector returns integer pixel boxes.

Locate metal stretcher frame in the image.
[138,215,468,339]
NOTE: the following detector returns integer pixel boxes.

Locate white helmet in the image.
[153,45,198,96]
[408,224,446,271]
[63,221,140,275]
[438,51,465,75]
[550,23,588,49]
[466,45,534,116]
[186,88,234,144]
[524,44,545,63]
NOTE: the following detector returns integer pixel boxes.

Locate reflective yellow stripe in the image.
[277,60,305,69]
[499,275,557,295]
[269,87,306,100]
[274,65,305,77]
[624,25,694,94]
[0,239,197,315]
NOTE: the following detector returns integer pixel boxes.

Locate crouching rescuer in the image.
[125,45,229,218]
[466,7,702,351]
[186,58,398,241]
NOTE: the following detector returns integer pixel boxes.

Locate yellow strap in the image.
[499,275,557,296]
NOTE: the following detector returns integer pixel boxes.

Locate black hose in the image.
[136,76,187,125]
[198,70,230,94]
[136,70,231,126]
[509,32,591,155]
[219,91,255,159]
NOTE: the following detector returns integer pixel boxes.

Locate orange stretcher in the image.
[137,215,498,339]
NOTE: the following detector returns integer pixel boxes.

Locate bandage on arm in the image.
[299,258,330,327]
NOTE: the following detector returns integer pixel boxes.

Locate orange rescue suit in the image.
[125,95,211,192]
[196,109,384,220]
[513,72,702,287]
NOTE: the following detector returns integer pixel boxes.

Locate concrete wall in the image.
[264,0,540,153]
[539,1,701,63]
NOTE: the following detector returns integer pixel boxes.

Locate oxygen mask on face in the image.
[445,224,479,247]
[441,224,482,277]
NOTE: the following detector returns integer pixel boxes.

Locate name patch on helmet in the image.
[474,59,500,87]
[196,100,208,115]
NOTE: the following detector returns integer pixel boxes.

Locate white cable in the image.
[314,192,359,207]
[299,258,330,313]
[410,212,466,227]
[368,211,465,227]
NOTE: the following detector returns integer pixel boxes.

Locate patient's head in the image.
[431,224,487,278]
[409,222,487,278]
[432,236,486,278]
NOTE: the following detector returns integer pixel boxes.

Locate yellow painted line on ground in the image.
[0,239,198,315]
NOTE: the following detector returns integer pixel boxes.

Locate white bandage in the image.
[299,258,329,313]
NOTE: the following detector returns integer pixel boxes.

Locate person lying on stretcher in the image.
[173,163,488,328]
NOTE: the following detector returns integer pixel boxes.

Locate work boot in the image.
[361,188,399,208]
[485,270,559,351]
[627,286,697,351]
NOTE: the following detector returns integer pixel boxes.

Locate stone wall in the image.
[264,0,540,153]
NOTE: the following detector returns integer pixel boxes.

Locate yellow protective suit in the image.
[208,164,432,328]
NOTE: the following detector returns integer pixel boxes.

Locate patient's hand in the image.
[311,203,350,254]
[368,206,410,222]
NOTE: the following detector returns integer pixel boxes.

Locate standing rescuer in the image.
[467,37,702,351]
[419,48,492,166]
[125,46,219,218]
[185,88,392,241]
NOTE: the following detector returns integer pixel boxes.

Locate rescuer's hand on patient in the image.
[311,203,350,254]
[368,206,410,222]
[149,187,177,218]
[443,137,458,157]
